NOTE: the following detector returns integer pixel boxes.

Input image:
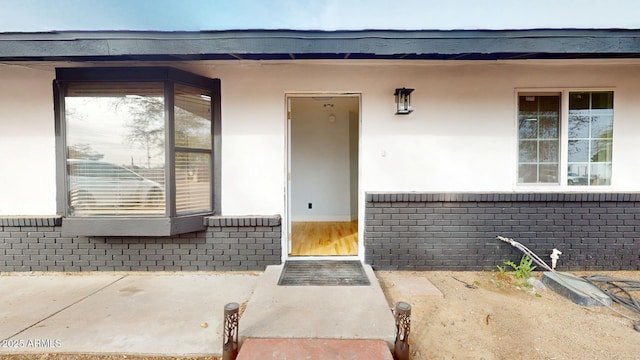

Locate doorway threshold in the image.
[278,260,370,286]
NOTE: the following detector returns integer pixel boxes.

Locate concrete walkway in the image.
[0,272,258,357]
[0,265,396,357]
[240,264,396,346]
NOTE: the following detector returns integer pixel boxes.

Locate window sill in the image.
[61,214,210,237]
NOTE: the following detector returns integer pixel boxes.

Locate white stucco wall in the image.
[1,60,640,217]
[208,60,640,217]
[0,65,56,215]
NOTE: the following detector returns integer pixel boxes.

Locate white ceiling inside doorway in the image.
[294,96,359,114]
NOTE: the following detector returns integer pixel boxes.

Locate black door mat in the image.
[278,260,371,286]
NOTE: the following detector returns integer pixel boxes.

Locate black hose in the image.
[582,275,640,317]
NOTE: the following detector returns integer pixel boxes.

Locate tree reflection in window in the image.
[65,82,166,216]
[568,92,613,186]
[517,95,560,184]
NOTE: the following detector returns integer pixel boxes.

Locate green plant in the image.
[496,264,506,275]
[502,254,537,279]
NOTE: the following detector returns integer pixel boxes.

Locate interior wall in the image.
[290,97,353,221]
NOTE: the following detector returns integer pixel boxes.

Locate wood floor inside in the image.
[290,221,358,256]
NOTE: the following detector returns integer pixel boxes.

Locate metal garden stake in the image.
[394,301,411,360]
[223,302,239,360]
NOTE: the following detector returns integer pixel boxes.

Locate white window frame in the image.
[515,88,615,190]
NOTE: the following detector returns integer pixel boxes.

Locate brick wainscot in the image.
[365,192,640,271]
[0,216,281,271]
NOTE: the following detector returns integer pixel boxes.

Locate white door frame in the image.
[283,92,363,262]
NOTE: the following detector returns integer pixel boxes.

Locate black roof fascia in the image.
[55,66,218,88]
[0,29,639,61]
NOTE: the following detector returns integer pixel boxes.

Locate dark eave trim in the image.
[1,29,639,61]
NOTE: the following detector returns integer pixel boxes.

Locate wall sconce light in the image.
[394,88,414,115]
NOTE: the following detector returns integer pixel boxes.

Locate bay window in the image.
[55,68,221,236]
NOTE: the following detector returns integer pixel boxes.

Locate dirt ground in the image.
[377,270,640,360]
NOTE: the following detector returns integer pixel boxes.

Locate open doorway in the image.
[287,95,360,256]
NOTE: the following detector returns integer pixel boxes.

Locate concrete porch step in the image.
[239,263,396,347]
[237,338,394,360]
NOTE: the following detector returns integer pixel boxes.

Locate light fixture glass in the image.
[394,88,414,115]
